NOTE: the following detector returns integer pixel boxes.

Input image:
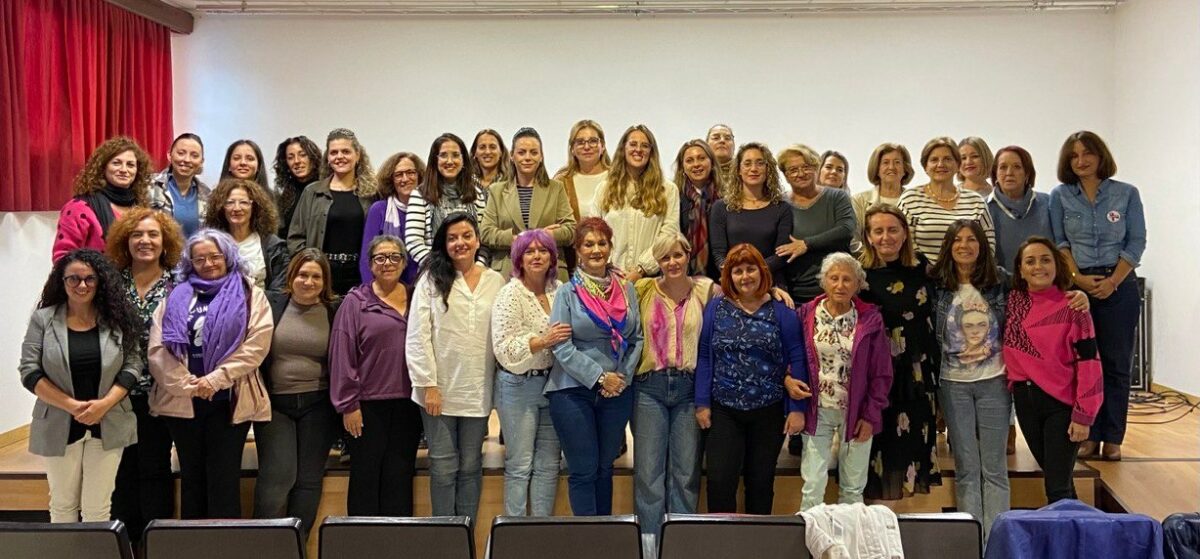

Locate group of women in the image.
[23,120,1144,546]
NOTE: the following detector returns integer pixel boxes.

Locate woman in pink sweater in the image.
[1003,236,1103,504]
[54,137,153,262]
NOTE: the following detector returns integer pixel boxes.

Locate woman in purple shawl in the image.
[147,228,273,519]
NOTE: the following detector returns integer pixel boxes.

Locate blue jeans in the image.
[420,412,488,521]
[1083,269,1140,444]
[495,370,561,516]
[548,385,634,516]
[940,376,1011,539]
[800,407,872,511]
[631,371,700,536]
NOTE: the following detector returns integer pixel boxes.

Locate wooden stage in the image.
[0,394,1195,558]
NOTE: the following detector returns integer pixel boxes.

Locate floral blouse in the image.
[123,268,173,395]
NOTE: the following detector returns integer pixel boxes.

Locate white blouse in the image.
[406,263,505,417]
[490,278,561,374]
[587,178,680,274]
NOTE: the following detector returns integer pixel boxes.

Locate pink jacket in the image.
[53,198,118,262]
[147,284,274,423]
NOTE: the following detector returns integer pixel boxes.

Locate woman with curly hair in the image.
[360,151,425,286]
[672,139,723,279]
[104,209,183,543]
[219,140,271,193]
[587,124,679,281]
[148,229,273,519]
[471,129,512,189]
[708,142,791,282]
[19,249,142,522]
[204,179,287,292]
[287,128,377,295]
[53,137,153,262]
[273,136,322,239]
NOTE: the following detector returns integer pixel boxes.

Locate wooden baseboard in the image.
[0,425,29,449]
[1150,383,1200,405]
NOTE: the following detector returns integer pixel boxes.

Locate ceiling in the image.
[164,0,1126,17]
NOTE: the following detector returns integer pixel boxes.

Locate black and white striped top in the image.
[517,185,534,228]
[896,185,995,264]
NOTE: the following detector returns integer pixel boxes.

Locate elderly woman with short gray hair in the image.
[790,252,893,510]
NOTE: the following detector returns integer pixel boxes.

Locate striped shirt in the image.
[897,185,995,264]
[517,185,534,228]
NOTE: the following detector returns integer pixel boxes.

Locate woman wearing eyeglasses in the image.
[203,179,288,292]
[331,235,424,516]
[20,249,142,522]
[148,229,273,519]
[776,144,857,305]
[360,152,426,286]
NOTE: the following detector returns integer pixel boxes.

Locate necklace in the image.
[925,184,960,203]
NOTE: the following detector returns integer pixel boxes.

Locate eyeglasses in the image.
[740,160,767,169]
[190,254,225,266]
[371,253,405,265]
[784,165,816,176]
[395,170,418,178]
[223,200,253,209]
[573,138,601,148]
[64,275,98,288]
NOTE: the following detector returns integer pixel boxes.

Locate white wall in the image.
[172,11,1115,191]
[0,213,60,433]
[1113,0,1200,395]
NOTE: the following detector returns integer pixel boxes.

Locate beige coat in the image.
[148,283,273,423]
[480,178,577,281]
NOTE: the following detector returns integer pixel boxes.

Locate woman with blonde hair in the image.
[287,128,378,295]
[587,124,679,282]
[896,136,994,264]
[958,137,995,198]
[776,143,856,304]
[672,140,723,278]
[53,137,153,262]
[556,120,613,272]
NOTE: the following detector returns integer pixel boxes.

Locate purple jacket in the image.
[359,200,420,286]
[798,296,893,440]
[329,283,414,413]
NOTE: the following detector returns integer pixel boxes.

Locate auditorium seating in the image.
[488,515,641,559]
[0,520,133,559]
[319,516,474,559]
[658,513,809,559]
[897,512,983,559]
[143,518,304,559]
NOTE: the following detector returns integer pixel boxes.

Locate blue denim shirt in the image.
[1049,179,1147,269]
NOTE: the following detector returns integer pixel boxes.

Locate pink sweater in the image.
[1003,287,1104,426]
[53,198,118,262]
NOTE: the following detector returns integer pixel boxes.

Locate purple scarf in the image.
[161,272,248,374]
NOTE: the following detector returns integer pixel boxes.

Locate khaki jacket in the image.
[147,284,274,423]
[480,179,576,281]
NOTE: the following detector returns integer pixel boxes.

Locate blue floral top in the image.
[696,297,809,413]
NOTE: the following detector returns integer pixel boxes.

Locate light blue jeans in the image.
[940,376,1011,539]
[800,406,872,510]
[420,412,488,521]
[631,370,700,537]
[494,370,561,516]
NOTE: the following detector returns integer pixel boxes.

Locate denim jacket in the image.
[932,266,1011,353]
[1049,178,1147,269]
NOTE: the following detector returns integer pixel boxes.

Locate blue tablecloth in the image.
[985,499,1163,559]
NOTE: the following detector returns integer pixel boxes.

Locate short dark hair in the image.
[991,145,1037,192]
[1057,130,1117,185]
[1012,236,1072,292]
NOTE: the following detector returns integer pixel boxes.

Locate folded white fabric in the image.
[798,503,904,559]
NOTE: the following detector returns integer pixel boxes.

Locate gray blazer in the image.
[19,305,141,457]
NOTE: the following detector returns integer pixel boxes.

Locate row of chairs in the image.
[0,512,982,559]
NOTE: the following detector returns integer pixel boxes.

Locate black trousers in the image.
[252,390,338,536]
[1013,381,1080,503]
[704,402,786,514]
[346,398,423,516]
[110,392,175,542]
[164,399,252,519]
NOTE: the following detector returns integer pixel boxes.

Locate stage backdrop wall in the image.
[2,4,1197,435]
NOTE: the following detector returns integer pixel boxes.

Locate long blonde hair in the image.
[599,124,667,217]
[555,119,612,178]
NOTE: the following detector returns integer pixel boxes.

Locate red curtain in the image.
[1,0,173,211]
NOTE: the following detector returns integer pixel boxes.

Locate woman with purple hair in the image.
[148,228,273,519]
[490,228,569,516]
